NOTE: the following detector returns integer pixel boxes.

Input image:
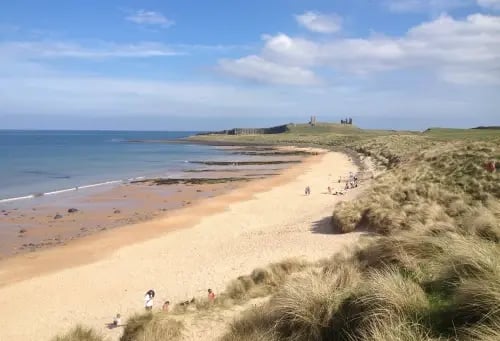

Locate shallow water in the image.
[0,130,233,200]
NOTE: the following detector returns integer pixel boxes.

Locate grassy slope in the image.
[53,125,500,341]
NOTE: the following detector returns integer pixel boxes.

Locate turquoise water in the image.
[0,130,229,200]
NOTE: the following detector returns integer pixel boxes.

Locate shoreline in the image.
[0,145,313,259]
[0,149,364,341]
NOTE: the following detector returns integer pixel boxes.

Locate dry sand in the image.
[0,151,364,341]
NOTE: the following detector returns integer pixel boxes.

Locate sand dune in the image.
[0,151,363,341]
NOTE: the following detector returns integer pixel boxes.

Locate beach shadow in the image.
[311,216,339,235]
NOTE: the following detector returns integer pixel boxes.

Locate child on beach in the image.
[144,289,155,311]
[162,301,170,312]
[208,289,216,302]
[328,186,332,194]
[107,314,121,329]
[112,314,121,327]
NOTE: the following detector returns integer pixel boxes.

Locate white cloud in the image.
[295,11,342,33]
[262,34,319,66]
[125,10,174,28]
[218,55,320,85]
[224,13,500,85]
[477,0,500,10]
[384,0,470,13]
[0,41,182,59]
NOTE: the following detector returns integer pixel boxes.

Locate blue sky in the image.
[1,0,499,130]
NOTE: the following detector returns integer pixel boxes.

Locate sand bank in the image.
[0,151,363,341]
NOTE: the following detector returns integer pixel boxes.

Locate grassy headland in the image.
[54,123,499,340]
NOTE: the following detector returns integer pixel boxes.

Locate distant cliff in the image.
[197,124,290,136]
[473,126,500,130]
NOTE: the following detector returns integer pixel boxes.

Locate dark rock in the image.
[114,209,121,214]
[67,208,79,213]
[54,214,63,219]
[19,228,27,234]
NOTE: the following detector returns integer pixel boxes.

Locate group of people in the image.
[144,288,216,311]
[305,172,360,197]
[108,288,216,329]
[328,171,359,195]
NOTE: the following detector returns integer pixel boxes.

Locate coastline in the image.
[0,146,312,259]
[0,149,363,341]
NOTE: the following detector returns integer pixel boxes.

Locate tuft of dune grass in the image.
[268,264,361,340]
[452,275,500,325]
[52,325,105,341]
[220,305,279,341]
[331,201,362,233]
[120,312,154,341]
[429,235,500,292]
[132,316,183,341]
[120,312,183,341]
[355,267,429,320]
[462,206,500,242]
[461,319,500,341]
[350,317,436,341]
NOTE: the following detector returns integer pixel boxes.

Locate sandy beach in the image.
[0,150,364,341]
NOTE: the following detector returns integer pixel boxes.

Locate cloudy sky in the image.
[1,0,499,130]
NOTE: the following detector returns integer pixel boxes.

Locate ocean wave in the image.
[0,180,124,203]
[0,195,35,203]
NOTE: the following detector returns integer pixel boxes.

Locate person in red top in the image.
[208,288,216,302]
[485,160,496,173]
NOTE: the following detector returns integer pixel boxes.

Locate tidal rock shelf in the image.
[131,177,253,185]
[230,151,316,156]
[188,160,301,166]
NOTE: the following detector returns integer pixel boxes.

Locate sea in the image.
[0,130,233,202]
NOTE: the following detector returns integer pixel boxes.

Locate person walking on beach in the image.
[328,186,332,194]
[162,301,170,312]
[144,289,155,311]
